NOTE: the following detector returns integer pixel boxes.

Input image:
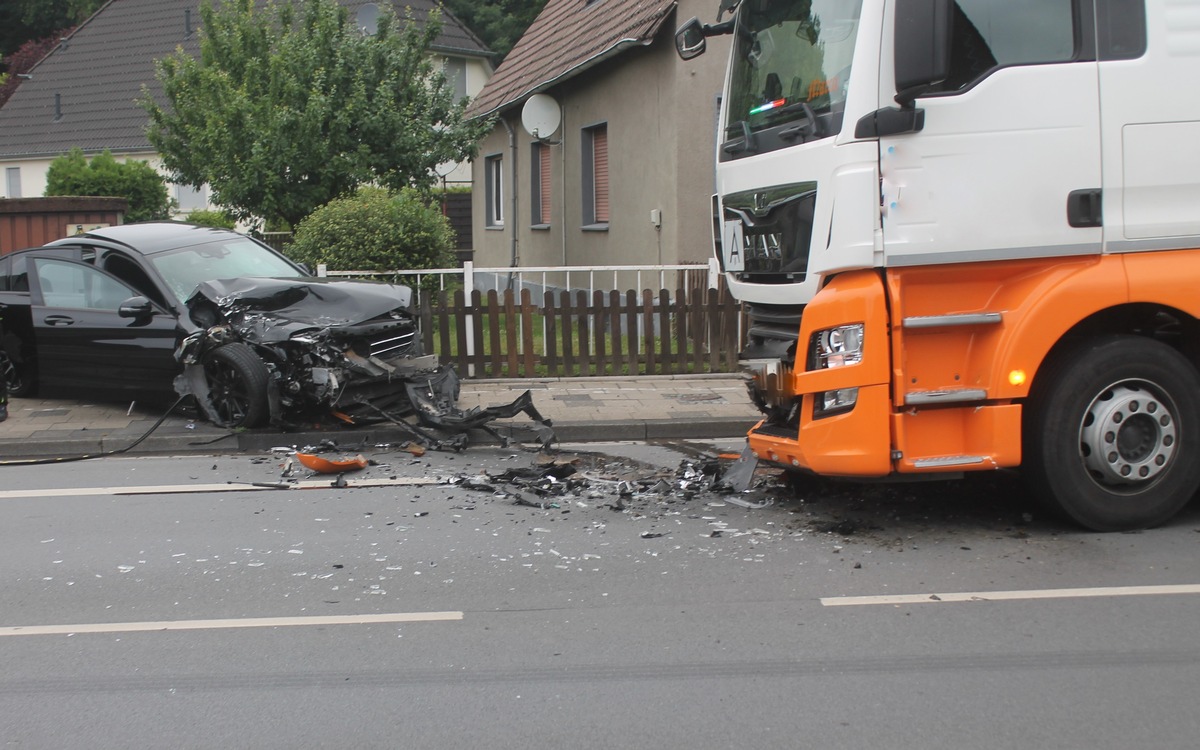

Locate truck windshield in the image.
[725,0,863,144]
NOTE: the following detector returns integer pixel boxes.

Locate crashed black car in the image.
[0,223,551,442]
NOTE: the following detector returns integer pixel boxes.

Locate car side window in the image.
[32,258,137,310]
[8,256,29,292]
[102,252,166,307]
[934,0,1077,93]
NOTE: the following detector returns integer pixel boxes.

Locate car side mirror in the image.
[118,295,155,319]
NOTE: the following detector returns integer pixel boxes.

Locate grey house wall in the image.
[471,8,730,277]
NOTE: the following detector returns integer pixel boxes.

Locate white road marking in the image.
[0,477,439,499]
[0,611,464,637]
[821,583,1200,607]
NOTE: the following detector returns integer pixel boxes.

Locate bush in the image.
[285,187,455,274]
[45,148,173,222]
[185,209,237,229]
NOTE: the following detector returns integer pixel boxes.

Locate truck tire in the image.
[202,342,269,428]
[1024,335,1200,531]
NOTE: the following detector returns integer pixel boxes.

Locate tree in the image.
[0,0,103,60]
[286,187,455,275]
[142,0,491,229]
[442,0,547,62]
[45,148,174,223]
[0,33,70,108]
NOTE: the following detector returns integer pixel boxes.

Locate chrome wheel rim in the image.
[1079,381,1177,489]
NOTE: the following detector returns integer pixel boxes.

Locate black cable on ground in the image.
[0,394,200,466]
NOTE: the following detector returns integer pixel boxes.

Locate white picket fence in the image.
[313,258,730,377]
[313,259,723,300]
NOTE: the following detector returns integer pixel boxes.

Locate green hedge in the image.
[285,187,455,274]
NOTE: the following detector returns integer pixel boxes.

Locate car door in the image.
[29,256,181,398]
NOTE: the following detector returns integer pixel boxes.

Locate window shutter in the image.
[593,127,609,223]
[539,145,552,224]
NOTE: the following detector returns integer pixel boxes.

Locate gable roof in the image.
[466,0,677,119]
[0,0,490,160]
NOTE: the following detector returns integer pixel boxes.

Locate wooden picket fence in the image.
[417,286,744,378]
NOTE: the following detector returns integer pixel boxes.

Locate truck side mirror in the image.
[894,0,953,104]
[676,17,707,60]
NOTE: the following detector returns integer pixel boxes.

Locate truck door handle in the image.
[44,315,75,326]
[1067,189,1103,228]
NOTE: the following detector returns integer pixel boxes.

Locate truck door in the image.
[880,0,1103,266]
[1095,0,1200,249]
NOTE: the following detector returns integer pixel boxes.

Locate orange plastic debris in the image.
[400,442,427,457]
[295,452,368,474]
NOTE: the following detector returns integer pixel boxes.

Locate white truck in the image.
[677,0,1200,530]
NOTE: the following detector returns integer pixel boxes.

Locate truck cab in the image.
[681,0,1200,530]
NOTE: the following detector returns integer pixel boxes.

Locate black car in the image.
[0,222,429,428]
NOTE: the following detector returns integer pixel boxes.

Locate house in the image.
[464,0,731,276]
[0,0,492,215]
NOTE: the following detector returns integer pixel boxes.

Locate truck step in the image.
[911,455,987,469]
[903,388,987,406]
[902,312,1003,329]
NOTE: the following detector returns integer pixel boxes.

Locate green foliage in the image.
[44,148,174,223]
[0,0,103,59]
[185,209,238,229]
[142,0,492,229]
[443,0,547,61]
[286,187,454,275]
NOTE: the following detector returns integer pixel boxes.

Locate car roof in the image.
[47,222,249,255]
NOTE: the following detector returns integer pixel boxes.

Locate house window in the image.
[5,167,21,198]
[442,57,468,101]
[582,123,609,228]
[176,183,207,212]
[485,154,504,227]
[530,142,551,226]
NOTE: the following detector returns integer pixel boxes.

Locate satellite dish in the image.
[357,3,380,35]
[522,94,562,140]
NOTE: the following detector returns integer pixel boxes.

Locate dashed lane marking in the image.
[0,611,464,637]
[0,477,439,499]
[821,584,1200,607]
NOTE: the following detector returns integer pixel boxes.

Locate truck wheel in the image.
[1024,335,1200,531]
[202,343,269,428]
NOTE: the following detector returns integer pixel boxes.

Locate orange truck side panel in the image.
[753,251,1200,479]
[749,384,893,476]
[749,270,893,476]
[891,403,1022,472]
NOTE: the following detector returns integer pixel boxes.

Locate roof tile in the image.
[466,0,677,118]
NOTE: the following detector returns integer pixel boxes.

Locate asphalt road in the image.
[2,442,1199,748]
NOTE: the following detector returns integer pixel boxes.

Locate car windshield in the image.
[725,0,863,139]
[149,238,304,305]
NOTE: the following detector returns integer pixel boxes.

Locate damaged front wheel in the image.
[202,342,269,428]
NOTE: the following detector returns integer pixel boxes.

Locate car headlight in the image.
[810,323,864,370]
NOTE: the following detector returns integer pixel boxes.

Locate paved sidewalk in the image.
[0,374,762,458]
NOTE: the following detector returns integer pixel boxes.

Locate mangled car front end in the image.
[176,277,433,428]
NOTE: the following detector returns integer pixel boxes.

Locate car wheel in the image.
[0,349,35,398]
[1024,335,1200,531]
[202,343,269,428]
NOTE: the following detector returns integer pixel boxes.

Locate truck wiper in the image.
[776,102,820,141]
[722,120,757,155]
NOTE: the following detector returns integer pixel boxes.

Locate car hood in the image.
[186,277,415,343]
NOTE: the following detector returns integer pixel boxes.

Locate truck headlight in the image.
[810,323,864,370]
